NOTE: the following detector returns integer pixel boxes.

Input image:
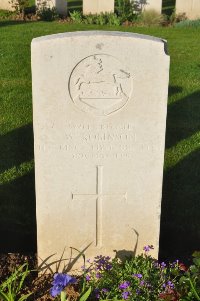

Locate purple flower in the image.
[96,273,101,279]
[122,291,131,300]
[85,274,90,281]
[167,281,174,288]
[161,262,167,269]
[50,273,76,297]
[94,255,112,271]
[163,281,174,289]
[143,245,154,252]
[136,289,141,295]
[133,273,143,279]
[119,281,130,290]
[105,256,111,260]
[105,263,112,270]
[102,288,109,294]
[171,259,179,267]
[140,280,145,286]
[94,288,100,299]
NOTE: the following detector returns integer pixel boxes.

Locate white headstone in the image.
[0,0,14,11]
[176,0,200,20]
[36,0,67,15]
[144,0,162,14]
[83,0,114,15]
[32,31,170,270]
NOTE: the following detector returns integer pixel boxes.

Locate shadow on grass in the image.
[0,123,36,253]
[159,89,200,263]
[0,20,30,27]
[0,124,34,174]
[159,148,200,263]
[166,89,200,149]
[0,171,37,253]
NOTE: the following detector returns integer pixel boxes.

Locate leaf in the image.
[64,243,92,273]
[38,253,56,272]
[56,248,66,273]
[192,251,200,258]
[18,292,33,301]
[190,265,198,274]
[60,291,67,301]
[18,264,30,292]
[79,286,92,301]
[0,291,10,301]
[193,257,200,267]
[179,276,189,284]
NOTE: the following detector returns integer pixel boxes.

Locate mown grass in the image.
[0,20,200,261]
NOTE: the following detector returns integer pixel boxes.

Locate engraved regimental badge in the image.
[69,54,133,116]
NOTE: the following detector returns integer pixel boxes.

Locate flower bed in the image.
[0,246,200,301]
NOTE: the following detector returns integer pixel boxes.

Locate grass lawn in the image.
[0,20,200,262]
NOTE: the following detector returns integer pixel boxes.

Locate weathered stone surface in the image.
[176,0,200,20]
[144,0,162,13]
[0,0,14,11]
[31,31,170,271]
[36,0,67,15]
[83,0,114,15]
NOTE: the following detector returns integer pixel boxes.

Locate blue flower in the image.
[50,273,76,297]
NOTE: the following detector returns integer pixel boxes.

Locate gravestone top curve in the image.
[32,31,168,54]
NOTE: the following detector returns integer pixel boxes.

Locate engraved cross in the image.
[72,166,127,247]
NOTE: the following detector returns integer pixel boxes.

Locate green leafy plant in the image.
[115,0,136,22]
[69,10,83,24]
[106,13,121,26]
[175,18,200,28]
[0,263,32,301]
[36,0,58,21]
[179,252,200,300]
[80,246,186,301]
[71,12,121,26]
[115,0,147,22]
